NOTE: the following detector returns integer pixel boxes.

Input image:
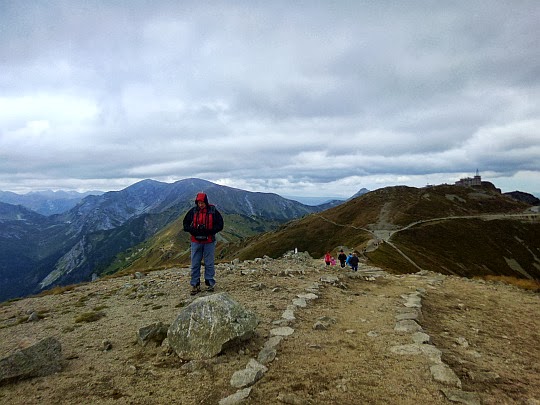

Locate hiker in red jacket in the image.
[324,251,332,266]
[183,193,224,295]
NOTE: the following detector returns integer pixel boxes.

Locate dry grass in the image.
[74,311,106,323]
[480,275,540,292]
[35,284,77,297]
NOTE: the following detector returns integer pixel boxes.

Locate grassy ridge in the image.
[391,218,540,279]
[113,183,539,283]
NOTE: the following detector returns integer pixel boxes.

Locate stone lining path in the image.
[219,262,483,404]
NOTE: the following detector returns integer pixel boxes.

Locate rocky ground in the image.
[0,253,539,405]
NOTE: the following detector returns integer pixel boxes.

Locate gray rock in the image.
[394,320,423,333]
[230,359,268,388]
[395,311,420,321]
[412,332,431,344]
[101,339,113,351]
[257,345,277,365]
[313,316,336,331]
[264,336,283,349]
[430,364,462,388]
[168,293,258,360]
[281,306,296,321]
[0,337,63,383]
[313,321,328,330]
[292,297,307,308]
[441,389,481,405]
[137,322,169,347]
[270,326,294,337]
[219,387,252,405]
[27,312,39,322]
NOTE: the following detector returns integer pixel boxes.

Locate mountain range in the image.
[0,190,102,216]
[1,179,538,303]
[0,179,333,302]
[112,182,540,285]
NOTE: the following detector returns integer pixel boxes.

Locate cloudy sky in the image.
[1,1,539,199]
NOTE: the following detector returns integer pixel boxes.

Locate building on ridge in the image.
[455,169,482,187]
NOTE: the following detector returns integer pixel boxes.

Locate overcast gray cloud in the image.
[1,0,539,198]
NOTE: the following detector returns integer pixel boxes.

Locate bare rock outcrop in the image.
[167,292,258,360]
[0,337,63,384]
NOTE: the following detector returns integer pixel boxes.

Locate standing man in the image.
[183,193,224,295]
[337,249,347,269]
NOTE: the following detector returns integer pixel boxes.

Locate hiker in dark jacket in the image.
[337,249,347,268]
[183,193,224,295]
[349,252,360,272]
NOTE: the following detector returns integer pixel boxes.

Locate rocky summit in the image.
[0,252,539,404]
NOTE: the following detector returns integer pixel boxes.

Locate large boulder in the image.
[168,292,258,360]
[0,337,63,384]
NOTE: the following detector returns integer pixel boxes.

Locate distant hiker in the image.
[345,252,353,267]
[183,193,224,295]
[349,252,360,272]
[324,252,332,266]
[337,249,347,268]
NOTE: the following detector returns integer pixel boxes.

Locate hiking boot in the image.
[204,280,215,292]
[190,284,201,296]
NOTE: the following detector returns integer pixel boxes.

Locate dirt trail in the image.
[1,257,539,404]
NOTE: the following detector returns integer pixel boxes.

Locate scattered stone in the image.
[281,307,296,321]
[230,359,268,388]
[264,336,283,349]
[257,346,277,365]
[395,311,420,321]
[367,331,379,338]
[394,320,423,333]
[319,275,339,284]
[0,337,63,383]
[270,327,294,337]
[278,269,305,277]
[137,322,169,347]
[251,283,266,291]
[430,364,462,388]
[168,293,259,360]
[27,312,39,322]
[441,388,481,405]
[345,329,356,334]
[313,321,328,330]
[412,332,431,344]
[219,387,252,405]
[292,297,307,308]
[455,337,469,348]
[101,339,113,351]
[313,316,336,331]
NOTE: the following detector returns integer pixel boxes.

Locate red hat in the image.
[195,193,209,204]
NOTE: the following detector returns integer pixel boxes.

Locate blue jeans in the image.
[190,241,216,287]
